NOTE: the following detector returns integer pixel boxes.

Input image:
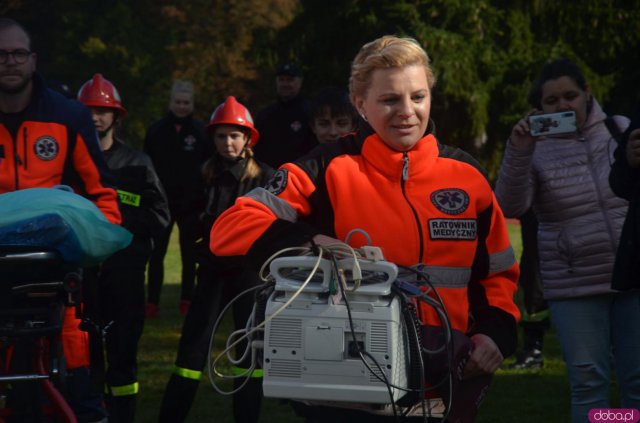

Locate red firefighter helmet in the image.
[77,73,127,117]
[207,96,259,147]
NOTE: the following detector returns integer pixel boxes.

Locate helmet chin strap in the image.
[98,117,118,144]
[98,122,115,139]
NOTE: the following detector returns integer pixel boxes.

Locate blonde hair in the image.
[349,35,436,100]
[242,148,263,181]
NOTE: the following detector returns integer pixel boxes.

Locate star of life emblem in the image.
[34,136,59,161]
[430,188,470,215]
[265,169,288,195]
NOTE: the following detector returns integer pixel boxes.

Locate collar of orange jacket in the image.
[361,133,439,180]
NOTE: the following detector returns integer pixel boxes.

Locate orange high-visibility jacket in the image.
[0,75,122,369]
[211,131,520,355]
[0,75,121,225]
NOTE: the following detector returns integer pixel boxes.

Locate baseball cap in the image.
[276,62,302,78]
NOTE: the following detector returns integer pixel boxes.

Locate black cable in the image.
[393,288,429,423]
[393,285,452,423]
[255,251,455,422]
[327,251,401,422]
[334,257,451,421]
[398,265,455,422]
[331,263,454,422]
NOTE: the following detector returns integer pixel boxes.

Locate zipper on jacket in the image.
[583,137,618,254]
[402,153,410,181]
[401,152,424,262]
[12,134,21,191]
[22,127,28,170]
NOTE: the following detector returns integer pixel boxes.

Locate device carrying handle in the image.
[339,257,397,282]
[336,257,397,295]
[269,256,333,292]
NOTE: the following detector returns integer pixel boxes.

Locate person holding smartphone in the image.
[495,58,640,423]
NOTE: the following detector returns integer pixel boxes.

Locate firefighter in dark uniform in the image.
[143,80,210,317]
[159,96,274,423]
[253,62,317,168]
[78,74,170,423]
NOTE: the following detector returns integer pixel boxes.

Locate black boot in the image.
[158,374,200,423]
[105,394,137,423]
[232,378,263,423]
[510,319,548,369]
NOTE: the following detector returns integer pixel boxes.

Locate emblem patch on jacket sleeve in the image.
[430,188,469,215]
[34,136,59,161]
[265,169,288,195]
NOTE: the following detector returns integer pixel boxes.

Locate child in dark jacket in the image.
[159,96,274,423]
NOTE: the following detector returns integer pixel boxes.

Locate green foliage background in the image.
[4,0,640,179]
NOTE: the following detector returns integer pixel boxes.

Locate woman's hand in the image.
[311,234,343,247]
[306,234,344,253]
[463,334,504,379]
[626,128,640,168]
[510,110,538,150]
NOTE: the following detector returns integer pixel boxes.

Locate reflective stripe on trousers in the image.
[231,367,263,378]
[107,381,139,396]
[173,366,202,381]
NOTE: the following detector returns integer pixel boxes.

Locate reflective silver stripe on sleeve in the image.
[245,187,298,223]
[422,266,471,288]
[490,246,516,273]
[397,247,516,289]
[400,265,471,289]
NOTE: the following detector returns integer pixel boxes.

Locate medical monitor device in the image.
[262,255,410,404]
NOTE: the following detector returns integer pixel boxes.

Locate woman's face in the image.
[89,107,116,135]
[540,76,591,129]
[169,91,194,118]
[354,64,431,151]
[212,125,248,160]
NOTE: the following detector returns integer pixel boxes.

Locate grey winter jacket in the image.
[495,100,629,300]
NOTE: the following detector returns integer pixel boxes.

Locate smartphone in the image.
[529,111,577,137]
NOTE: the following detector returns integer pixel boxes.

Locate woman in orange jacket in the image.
[211,35,520,422]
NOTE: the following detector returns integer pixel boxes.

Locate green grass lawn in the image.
[135,224,581,422]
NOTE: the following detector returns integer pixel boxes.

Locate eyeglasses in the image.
[0,49,33,64]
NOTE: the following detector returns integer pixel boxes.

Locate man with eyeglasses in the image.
[0,17,121,423]
[0,49,31,65]
[0,18,120,222]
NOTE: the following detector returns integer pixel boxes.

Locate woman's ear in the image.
[353,95,365,117]
[243,133,251,149]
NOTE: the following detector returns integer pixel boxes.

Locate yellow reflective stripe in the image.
[231,367,263,378]
[521,308,550,322]
[173,366,202,380]
[109,382,139,396]
[117,189,141,207]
